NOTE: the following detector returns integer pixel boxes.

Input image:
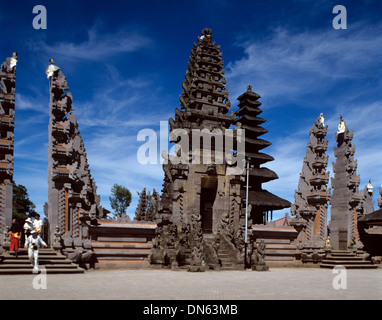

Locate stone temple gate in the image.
[0,53,17,246]
[47,59,101,246]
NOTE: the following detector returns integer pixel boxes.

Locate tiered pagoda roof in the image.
[169,28,234,134]
[236,85,290,221]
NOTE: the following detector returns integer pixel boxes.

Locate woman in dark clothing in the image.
[10,218,21,257]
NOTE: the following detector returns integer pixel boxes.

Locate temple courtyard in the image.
[1,268,381,300]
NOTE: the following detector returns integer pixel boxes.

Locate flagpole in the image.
[244,157,250,268]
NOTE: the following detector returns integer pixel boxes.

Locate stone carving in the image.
[250,240,269,271]
[360,181,375,215]
[52,225,62,250]
[150,226,168,266]
[188,209,205,272]
[2,226,10,250]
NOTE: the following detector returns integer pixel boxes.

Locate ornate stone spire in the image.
[291,113,330,248]
[170,28,233,132]
[0,52,17,243]
[361,180,375,215]
[330,116,362,250]
[47,59,100,243]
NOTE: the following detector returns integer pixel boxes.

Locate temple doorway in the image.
[200,176,217,234]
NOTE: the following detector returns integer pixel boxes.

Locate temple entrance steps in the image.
[263,239,298,262]
[251,225,299,267]
[89,221,156,269]
[0,248,84,274]
[202,234,244,270]
[92,238,152,269]
[320,250,378,269]
[217,239,238,270]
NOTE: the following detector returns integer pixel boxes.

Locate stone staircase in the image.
[0,248,84,274]
[217,237,244,271]
[251,225,299,267]
[320,250,378,269]
[92,237,152,269]
[263,239,298,266]
[218,240,236,270]
[89,221,156,269]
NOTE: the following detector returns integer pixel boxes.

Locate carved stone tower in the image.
[291,113,330,249]
[165,28,240,234]
[153,28,243,270]
[330,116,362,250]
[0,53,17,244]
[47,59,100,244]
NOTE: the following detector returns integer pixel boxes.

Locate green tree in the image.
[12,183,37,220]
[109,184,132,218]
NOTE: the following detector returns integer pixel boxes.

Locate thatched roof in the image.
[241,189,291,210]
[358,209,382,225]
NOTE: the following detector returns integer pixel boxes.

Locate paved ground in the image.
[0,267,381,300]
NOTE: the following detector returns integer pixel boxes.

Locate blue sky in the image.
[1,0,381,220]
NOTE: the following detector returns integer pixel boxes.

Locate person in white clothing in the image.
[24,230,47,270]
[33,213,43,234]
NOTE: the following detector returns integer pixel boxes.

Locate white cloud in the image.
[226,23,382,107]
[15,93,47,114]
[29,24,151,61]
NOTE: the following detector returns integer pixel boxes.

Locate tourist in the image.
[24,229,48,270]
[33,213,43,234]
[9,218,21,258]
[23,217,33,239]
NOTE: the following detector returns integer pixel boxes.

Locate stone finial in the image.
[318,113,325,128]
[199,28,212,42]
[46,58,60,79]
[10,52,18,68]
[337,115,345,134]
[366,179,373,194]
